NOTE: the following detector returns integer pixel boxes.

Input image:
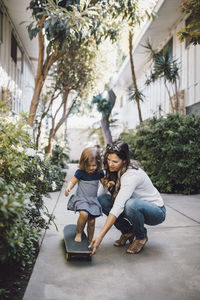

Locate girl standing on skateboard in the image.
[65,147,113,243]
[89,141,166,255]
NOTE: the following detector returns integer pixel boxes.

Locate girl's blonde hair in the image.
[79,147,102,171]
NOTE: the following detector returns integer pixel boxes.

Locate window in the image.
[11,32,17,63]
[17,46,23,73]
[11,32,23,73]
[186,102,200,115]
[0,9,3,42]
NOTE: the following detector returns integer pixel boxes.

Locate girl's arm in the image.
[65,176,78,196]
[89,213,117,255]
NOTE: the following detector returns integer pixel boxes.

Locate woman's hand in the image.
[89,236,103,255]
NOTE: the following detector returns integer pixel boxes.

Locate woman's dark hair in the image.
[104,141,130,166]
[104,141,138,198]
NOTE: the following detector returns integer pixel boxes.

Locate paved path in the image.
[23,164,200,300]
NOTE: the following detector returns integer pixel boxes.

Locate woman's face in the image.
[107,153,124,172]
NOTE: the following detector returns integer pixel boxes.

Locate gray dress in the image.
[67,169,103,217]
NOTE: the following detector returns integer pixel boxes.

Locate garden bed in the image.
[0,244,39,300]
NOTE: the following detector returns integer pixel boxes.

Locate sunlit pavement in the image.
[23,164,200,300]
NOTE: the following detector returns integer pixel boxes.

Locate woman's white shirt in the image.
[108,168,164,218]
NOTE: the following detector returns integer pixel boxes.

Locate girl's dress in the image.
[67,169,104,217]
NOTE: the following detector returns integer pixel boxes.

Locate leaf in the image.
[47,0,57,9]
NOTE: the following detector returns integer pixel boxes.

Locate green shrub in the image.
[133,114,200,194]
[0,114,41,266]
[0,110,62,267]
[119,129,136,159]
[50,144,69,169]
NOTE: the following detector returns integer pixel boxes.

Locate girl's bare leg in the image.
[75,211,88,242]
[87,218,95,243]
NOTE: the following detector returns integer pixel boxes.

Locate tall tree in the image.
[35,88,60,149]
[144,40,180,113]
[92,88,116,145]
[44,38,98,153]
[106,0,155,124]
[27,0,111,127]
[128,30,144,123]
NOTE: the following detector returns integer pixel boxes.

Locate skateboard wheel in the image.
[66,253,70,260]
[87,255,92,262]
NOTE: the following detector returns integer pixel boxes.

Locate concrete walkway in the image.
[23,164,200,300]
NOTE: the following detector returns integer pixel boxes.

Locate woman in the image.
[89,141,166,255]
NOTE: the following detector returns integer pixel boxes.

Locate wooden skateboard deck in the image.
[63,224,92,261]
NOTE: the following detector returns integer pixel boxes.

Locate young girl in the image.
[65,147,105,243]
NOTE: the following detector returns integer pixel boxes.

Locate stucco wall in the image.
[112,6,200,130]
[0,1,35,114]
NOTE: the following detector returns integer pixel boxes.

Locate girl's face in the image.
[85,161,98,173]
[107,153,124,172]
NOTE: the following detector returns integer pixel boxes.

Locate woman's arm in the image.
[65,176,78,196]
[89,213,117,255]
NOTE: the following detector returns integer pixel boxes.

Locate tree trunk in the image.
[45,123,55,154]
[54,99,76,136]
[44,127,55,154]
[44,92,76,154]
[129,30,143,124]
[35,94,56,149]
[27,15,66,127]
[28,77,44,127]
[174,79,180,113]
[100,89,116,145]
[164,80,174,112]
[27,16,45,127]
[101,115,113,145]
[35,111,44,150]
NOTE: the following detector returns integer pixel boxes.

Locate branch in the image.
[35,15,46,83]
[54,98,77,136]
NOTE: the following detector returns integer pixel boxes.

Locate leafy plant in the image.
[119,129,136,159]
[177,0,200,45]
[133,114,200,194]
[144,40,180,113]
[0,107,65,267]
[50,144,69,169]
[0,113,41,266]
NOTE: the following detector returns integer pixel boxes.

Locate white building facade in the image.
[0,0,37,115]
[112,0,200,130]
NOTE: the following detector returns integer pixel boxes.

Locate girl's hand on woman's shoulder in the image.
[107,181,115,188]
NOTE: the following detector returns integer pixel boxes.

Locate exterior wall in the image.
[113,13,200,130]
[67,127,98,161]
[0,1,35,115]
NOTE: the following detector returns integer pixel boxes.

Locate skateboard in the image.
[63,224,92,261]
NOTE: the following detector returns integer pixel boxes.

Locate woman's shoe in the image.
[114,232,134,247]
[126,237,148,254]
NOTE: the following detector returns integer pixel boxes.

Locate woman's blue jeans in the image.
[98,194,166,239]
